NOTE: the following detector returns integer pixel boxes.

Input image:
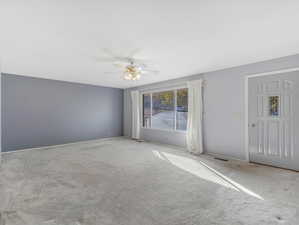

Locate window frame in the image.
[140,86,188,133]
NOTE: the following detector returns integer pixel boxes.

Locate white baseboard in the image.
[2,136,124,154]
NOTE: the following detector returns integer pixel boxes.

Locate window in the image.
[143,94,151,127]
[142,88,188,131]
[269,96,279,116]
[152,91,175,129]
[176,88,188,130]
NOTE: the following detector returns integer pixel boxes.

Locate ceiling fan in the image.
[96,49,159,81]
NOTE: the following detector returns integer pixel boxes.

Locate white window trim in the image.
[140,84,187,95]
[141,127,187,133]
[141,87,188,132]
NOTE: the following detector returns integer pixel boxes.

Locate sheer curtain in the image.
[186,79,203,154]
[131,90,140,139]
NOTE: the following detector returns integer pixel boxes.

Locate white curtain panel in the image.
[186,79,203,154]
[131,90,141,139]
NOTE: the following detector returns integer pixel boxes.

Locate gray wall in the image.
[0,72,1,158]
[2,74,123,152]
[124,54,299,160]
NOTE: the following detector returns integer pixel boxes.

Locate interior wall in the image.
[0,72,1,159]
[124,54,299,160]
[2,74,123,152]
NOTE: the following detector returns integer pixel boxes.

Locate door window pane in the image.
[269,96,279,116]
[176,88,188,130]
[143,94,151,128]
[152,91,175,130]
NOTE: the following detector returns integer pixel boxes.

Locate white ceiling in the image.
[1,0,299,89]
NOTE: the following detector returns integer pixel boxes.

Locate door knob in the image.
[251,123,256,128]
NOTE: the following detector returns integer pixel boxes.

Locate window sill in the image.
[141,127,187,134]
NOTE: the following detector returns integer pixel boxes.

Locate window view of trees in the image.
[152,91,175,129]
[142,88,188,131]
[176,88,188,130]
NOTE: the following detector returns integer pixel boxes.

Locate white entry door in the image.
[248,71,299,171]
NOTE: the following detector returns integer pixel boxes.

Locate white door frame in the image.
[244,67,299,162]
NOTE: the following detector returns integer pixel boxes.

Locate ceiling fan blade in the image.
[141,70,159,74]
[103,71,121,74]
[100,49,131,62]
[127,48,143,58]
[135,63,148,69]
[113,63,126,70]
[102,48,120,58]
[136,59,156,68]
[99,49,151,64]
[95,56,117,62]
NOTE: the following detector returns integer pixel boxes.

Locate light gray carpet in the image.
[0,137,298,225]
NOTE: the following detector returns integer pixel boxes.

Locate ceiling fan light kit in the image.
[123,64,141,80]
[124,72,141,81]
[97,49,159,81]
